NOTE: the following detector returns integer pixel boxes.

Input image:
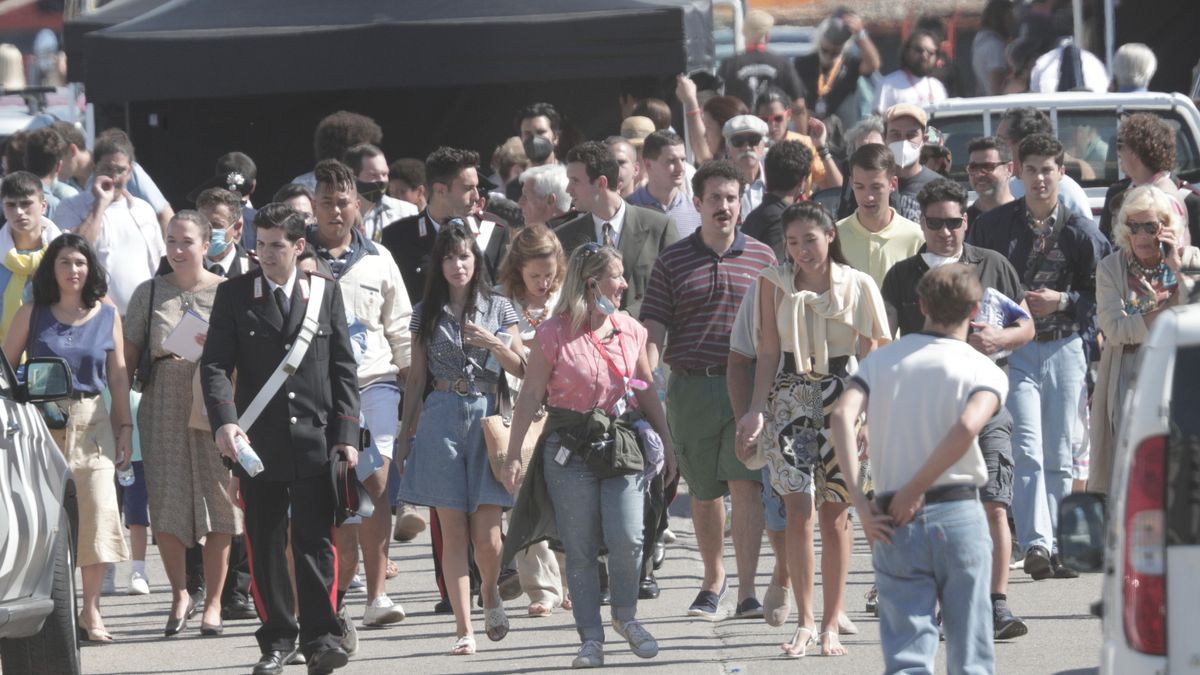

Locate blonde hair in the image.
[744,10,775,45]
[1113,184,1184,253]
[554,243,622,332]
[0,44,26,90]
[497,224,566,300]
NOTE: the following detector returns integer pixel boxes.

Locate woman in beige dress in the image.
[124,211,239,636]
[1090,185,1199,493]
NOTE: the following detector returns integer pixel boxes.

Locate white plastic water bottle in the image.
[117,464,135,487]
[234,436,265,477]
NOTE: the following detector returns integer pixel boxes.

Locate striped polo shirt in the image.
[640,229,776,369]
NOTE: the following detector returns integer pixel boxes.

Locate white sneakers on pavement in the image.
[363,595,406,626]
[128,570,151,595]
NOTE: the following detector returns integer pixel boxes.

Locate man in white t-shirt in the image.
[830,264,1006,674]
[874,30,948,114]
[54,134,164,316]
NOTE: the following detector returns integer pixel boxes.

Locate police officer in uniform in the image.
[200,203,360,675]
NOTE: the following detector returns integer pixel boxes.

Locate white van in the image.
[1060,296,1200,674]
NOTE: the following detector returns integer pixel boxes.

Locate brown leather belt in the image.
[675,365,727,377]
[432,378,498,396]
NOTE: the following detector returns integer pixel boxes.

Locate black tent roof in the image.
[82,0,713,103]
[63,0,171,82]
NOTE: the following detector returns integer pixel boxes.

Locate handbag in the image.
[483,373,546,481]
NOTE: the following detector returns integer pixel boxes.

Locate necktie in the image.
[210,264,225,277]
[602,222,615,248]
[274,287,290,321]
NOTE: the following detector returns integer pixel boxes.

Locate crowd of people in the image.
[0,2,1194,674]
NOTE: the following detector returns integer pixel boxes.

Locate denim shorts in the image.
[399,391,513,513]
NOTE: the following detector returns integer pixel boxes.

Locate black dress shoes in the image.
[252,649,295,675]
[307,646,349,675]
[221,599,258,621]
[652,540,666,571]
[639,575,661,600]
[164,597,196,637]
[433,598,453,614]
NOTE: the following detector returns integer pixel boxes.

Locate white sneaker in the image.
[347,574,366,593]
[612,619,658,659]
[363,595,405,626]
[128,570,150,595]
[101,563,116,595]
[572,640,604,668]
[661,528,677,544]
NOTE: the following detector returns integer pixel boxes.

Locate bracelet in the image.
[685,108,703,117]
[856,29,869,40]
[816,146,832,158]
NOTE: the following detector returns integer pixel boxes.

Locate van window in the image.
[931,108,1200,189]
[1167,345,1200,546]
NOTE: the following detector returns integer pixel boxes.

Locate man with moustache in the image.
[965,137,1015,227]
[968,134,1111,583]
[722,115,771,217]
[641,160,777,620]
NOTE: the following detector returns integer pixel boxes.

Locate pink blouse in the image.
[536,312,648,414]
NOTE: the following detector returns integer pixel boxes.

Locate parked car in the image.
[1060,287,1200,674]
[0,354,80,675]
[926,91,1200,215]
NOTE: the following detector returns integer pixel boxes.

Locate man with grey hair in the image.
[723,115,770,216]
[717,9,805,109]
[1112,43,1157,93]
[517,164,571,228]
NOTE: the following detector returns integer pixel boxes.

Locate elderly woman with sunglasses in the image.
[1089,185,1199,493]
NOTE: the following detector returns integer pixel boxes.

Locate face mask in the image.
[889,140,922,169]
[356,179,386,204]
[208,227,229,257]
[591,282,617,315]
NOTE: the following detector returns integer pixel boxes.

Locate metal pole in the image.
[1104,0,1116,69]
[1072,0,1084,47]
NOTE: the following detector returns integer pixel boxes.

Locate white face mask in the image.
[889,140,922,169]
[921,251,960,269]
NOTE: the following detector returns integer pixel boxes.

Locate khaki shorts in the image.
[667,373,761,501]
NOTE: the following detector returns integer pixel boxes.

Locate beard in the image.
[908,59,932,77]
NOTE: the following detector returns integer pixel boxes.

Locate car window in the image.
[931,108,1200,189]
[1167,344,1200,547]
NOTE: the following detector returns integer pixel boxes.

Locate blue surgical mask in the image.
[208,227,229,257]
[595,294,617,316]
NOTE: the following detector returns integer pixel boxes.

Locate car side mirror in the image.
[1057,492,1107,573]
[22,357,73,403]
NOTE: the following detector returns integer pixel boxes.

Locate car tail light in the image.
[1123,434,1167,656]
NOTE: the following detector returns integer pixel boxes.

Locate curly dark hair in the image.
[763,140,813,195]
[1017,133,1064,166]
[32,233,108,309]
[1119,113,1175,174]
[917,178,968,213]
[425,146,480,190]
[565,141,619,187]
[312,111,382,162]
[692,159,746,198]
[313,158,356,193]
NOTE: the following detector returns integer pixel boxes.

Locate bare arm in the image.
[395,336,428,469]
[500,337,553,493]
[737,280,782,450]
[644,319,667,372]
[676,74,713,164]
[1,304,33,365]
[632,342,678,485]
[156,203,176,238]
[727,350,758,463]
[106,312,134,467]
[829,381,892,543]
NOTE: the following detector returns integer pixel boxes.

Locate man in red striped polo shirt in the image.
[641,160,778,621]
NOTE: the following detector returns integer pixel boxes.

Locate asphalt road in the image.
[67,498,1102,675]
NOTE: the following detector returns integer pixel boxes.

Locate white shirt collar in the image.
[592,200,627,246]
[265,266,298,300]
[210,241,239,275]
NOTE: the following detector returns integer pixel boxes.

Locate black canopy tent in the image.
[63,0,171,82]
[73,0,713,206]
[82,0,713,103]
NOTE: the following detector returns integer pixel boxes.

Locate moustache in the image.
[738,151,758,160]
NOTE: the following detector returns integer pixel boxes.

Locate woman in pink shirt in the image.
[500,243,675,669]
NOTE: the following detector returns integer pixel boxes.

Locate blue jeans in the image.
[1006,335,1086,553]
[873,499,994,675]
[543,433,645,643]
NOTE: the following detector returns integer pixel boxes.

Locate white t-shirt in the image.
[1029,43,1109,94]
[874,69,948,114]
[730,279,758,358]
[55,192,165,316]
[852,332,1008,495]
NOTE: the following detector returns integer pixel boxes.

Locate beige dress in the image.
[124,276,240,547]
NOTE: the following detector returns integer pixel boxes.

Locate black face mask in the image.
[356,179,386,204]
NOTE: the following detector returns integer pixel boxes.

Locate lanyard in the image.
[586,316,633,396]
[817,54,845,99]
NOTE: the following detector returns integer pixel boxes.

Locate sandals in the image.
[484,605,509,642]
[450,634,476,655]
[385,559,399,579]
[528,602,553,617]
[819,630,848,656]
[781,625,815,658]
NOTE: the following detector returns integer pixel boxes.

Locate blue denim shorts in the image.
[399,391,513,513]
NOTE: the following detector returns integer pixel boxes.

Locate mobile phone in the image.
[1161,241,1172,257]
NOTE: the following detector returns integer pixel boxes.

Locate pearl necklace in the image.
[1129,255,1163,279]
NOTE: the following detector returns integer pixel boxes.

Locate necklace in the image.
[1129,254,1163,278]
[522,305,547,328]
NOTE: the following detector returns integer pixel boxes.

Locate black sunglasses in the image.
[730,134,763,148]
[924,216,965,231]
[1126,220,1163,236]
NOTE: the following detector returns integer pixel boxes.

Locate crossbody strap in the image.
[238,276,326,431]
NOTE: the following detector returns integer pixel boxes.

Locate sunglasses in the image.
[1126,220,1163,236]
[579,241,604,257]
[909,46,937,56]
[967,161,1005,174]
[758,114,787,124]
[730,134,763,148]
[924,216,965,231]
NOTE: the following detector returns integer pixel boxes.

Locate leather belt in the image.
[675,365,726,377]
[1121,344,1139,355]
[432,378,498,396]
[875,484,978,515]
[1034,328,1077,342]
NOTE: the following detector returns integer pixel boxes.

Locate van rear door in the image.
[1167,345,1200,673]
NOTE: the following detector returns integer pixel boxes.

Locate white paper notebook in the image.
[161,309,210,361]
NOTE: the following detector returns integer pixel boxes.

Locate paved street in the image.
[73,497,1102,675]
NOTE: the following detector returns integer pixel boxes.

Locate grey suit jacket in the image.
[553,205,679,318]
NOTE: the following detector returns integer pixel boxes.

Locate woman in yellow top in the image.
[738,201,889,658]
